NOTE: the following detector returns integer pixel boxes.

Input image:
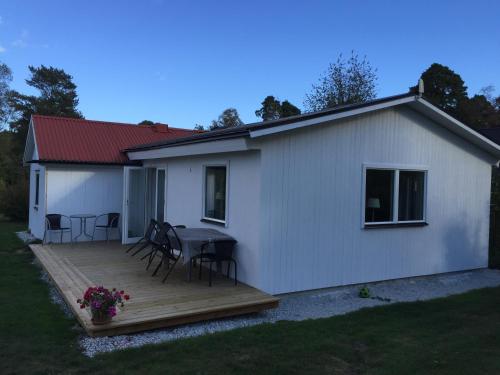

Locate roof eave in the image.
[249,95,417,138]
[124,129,250,152]
[125,93,500,163]
[125,93,417,153]
[410,98,500,160]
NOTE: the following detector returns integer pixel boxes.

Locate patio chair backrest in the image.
[152,222,168,244]
[145,219,158,240]
[46,214,62,230]
[107,212,120,228]
[163,222,183,254]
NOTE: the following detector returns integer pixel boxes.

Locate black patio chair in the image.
[191,239,237,286]
[126,219,158,254]
[92,212,120,242]
[139,222,186,263]
[149,222,184,283]
[43,214,72,245]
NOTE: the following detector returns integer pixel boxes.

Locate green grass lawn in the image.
[1,221,500,374]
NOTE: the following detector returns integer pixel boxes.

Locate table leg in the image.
[83,218,94,238]
[73,219,83,241]
[73,218,95,241]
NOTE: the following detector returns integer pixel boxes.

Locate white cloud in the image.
[0,45,5,53]
[12,39,27,48]
[12,29,29,48]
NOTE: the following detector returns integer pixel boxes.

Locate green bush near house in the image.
[359,286,371,298]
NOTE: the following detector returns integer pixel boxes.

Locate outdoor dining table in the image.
[169,227,236,264]
[70,214,96,241]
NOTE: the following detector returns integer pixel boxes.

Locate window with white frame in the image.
[364,167,426,225]
[203,165,227,222]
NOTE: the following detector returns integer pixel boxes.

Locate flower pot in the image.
[91,311,112,325]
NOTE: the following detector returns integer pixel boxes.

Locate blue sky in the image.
[0,0,499,129]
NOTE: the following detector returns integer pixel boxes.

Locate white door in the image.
[122,166,146,244]
[156,168,167,224]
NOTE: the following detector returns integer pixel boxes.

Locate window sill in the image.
[200,218,226,227]
[364,222,428,229]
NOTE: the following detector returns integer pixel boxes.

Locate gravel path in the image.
[34,260,500,357]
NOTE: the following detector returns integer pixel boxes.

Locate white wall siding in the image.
[258,107,494,294]
[45,165,123,242]
[28,163,46,239]
[145,151,262,288]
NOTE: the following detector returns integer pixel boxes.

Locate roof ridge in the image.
[31,114,195,132]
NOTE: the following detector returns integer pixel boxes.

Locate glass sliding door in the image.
[123,167,146,244]
[145,168,157,224]
[156,169,166,224]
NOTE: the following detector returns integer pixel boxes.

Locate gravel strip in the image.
[31,259,500,357]
[35,260,74,319]
[16,231,37,244]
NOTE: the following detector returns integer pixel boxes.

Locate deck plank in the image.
[30,242,279,337]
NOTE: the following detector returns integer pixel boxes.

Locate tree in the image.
[460,94,499,129]
[0,62,12,128]
[1,65,83,220]
[255,96,301,121]
[479,85,496,104]
[138,120,155,126]
[279,100,301,118]
[194,124,205,131]
[209,108,243,130]
[9,65,82,153]
[304,51,377,112]
[25,65,81,118]
[255,96,281,121]
[410,63,468,120]
[411,64,500,129]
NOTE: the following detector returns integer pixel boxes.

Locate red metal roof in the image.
[31,115,199,165]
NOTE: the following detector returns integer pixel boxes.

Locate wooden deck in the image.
[30,242,279,337]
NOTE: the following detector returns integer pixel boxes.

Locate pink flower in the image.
[76,286,127,317]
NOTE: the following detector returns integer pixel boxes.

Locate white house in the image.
[23,115,198,242]
[25,93,500,294]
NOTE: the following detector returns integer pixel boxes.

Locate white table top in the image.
[169,227,236,264]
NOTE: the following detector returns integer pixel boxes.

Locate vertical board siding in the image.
[45,166,123,242]
[146,151,262,288]
[259,107,493,294]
